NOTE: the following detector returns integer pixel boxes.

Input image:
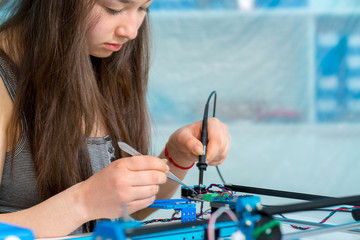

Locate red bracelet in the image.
[165,143,195,170]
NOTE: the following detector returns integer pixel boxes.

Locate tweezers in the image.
[118,142,197,195]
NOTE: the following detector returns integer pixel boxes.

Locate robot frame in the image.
[3,183,360,240]
[90,183,360,240]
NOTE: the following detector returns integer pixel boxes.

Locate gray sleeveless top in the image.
[0,52,114,216]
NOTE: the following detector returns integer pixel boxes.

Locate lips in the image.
[104,43,123,52]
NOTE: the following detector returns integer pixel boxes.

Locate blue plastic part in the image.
[181,206,196,223]
[149,199,195,209]
[133,220,239,240]
[0,222,34,240]
[91,195,266,240]
[93,221,126,240]
[92,219,240,240]
[235,195,262,240]
[93,220,142,240]
[73,236,92,240]
[149,199,197,223]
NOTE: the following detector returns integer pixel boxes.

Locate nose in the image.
[115,12,141,40]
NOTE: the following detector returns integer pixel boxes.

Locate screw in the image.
[245,204,252,212]
[256,203,263,211]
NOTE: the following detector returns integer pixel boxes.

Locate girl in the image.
[0,0,230,237]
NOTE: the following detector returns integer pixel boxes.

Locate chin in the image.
[96,53,113,59]
[90,50,113,58]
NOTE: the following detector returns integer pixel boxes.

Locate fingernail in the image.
[194,145,203,155]
[163,159,170,171]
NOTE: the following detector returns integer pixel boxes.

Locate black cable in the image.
[224,184,334,201]
[261,194,360,216]
[196,91,227,186]
[197,91,217,187]
[216,166,226,185]
[197,91,217,217]
[226,184,360,222]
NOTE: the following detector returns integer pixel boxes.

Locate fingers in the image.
[206,118,230,165]
[112,157,168,186]
[172,125,204,156]
[81,156,168,221]
[128,170,167,186]
[169,117,230,166]
[186,137,204,156]
[119,185,161,216]
[127,195,156,214]
[129,185,160,201]
[125,156,169,172]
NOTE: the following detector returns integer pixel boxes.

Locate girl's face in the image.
[86,0,152,58]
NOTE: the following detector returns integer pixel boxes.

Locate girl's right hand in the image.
[76,156,169,221]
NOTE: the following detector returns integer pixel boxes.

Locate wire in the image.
[209,94,226,185]
[205,184,234,200]
[279,206,360,230]
[264,194,360,216]
[319,206,360,224]
[279,214,310,230]
[197,91,229,212]
[142,210,211,225]
[216,166,226,185]
[207,206,243,240]
[204,91,227,185]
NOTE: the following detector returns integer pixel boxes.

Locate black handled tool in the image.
[196,91,217,188]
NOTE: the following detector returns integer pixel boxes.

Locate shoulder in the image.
[0,73,13,152]
[0,74,13,130]
[0,74,13,183]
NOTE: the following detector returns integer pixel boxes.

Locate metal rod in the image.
[264,195,360,216]
[281,220,360,239]
[224,184,334,201]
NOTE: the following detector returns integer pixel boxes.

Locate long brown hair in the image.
[1,0,151,202]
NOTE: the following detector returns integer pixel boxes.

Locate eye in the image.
[139,6,150,13]
[106,7,124,15]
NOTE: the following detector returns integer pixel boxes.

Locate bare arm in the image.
[0,77,169,237]
[0,184,88,237]
[0,155,169,238]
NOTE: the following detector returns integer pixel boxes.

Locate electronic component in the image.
[181,185,206,199]
[202,192,232,202]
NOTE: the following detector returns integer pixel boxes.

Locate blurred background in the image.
[147,0,360,204]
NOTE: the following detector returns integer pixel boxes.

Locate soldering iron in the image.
[197,91,217,188]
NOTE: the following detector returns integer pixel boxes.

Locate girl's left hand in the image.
[166,117,230,167]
